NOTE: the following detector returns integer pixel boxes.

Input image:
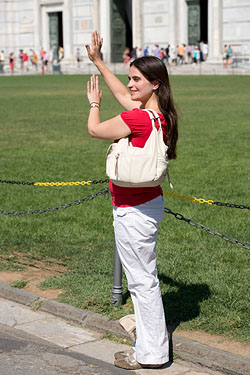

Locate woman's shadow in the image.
[159,274,211,361]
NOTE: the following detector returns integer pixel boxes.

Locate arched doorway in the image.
[110,0,132,63]
[187,0,208,44]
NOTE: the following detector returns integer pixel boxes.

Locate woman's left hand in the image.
[87,74,102,105]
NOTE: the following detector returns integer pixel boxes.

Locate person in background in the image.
[153,44,161,59]
[76,48,81,67]
[143,46,149,56]
[227,45,233,66]
[130,47,137,62]
[122,47,131,69]
[85,30,178,371]
[137,47,144,58]
[9,52,15,74]
[192,45,200,67]
[19,49,24,71]
[169,44,177,66]
[22,51,29,71]
[0,50,5,73]
[160,48,167,64]
[32,50,38,71]
[177,44,185,65]
[40,47,45,62]
[42,51,49,73]
[165,45,170,64]
[58,46,64,62]
[199,41,204,62]
[222,45,228,67]
[187,44,192,64]
[202,42,209,61]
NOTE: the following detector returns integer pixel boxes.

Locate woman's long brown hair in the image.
[131,56,178,159]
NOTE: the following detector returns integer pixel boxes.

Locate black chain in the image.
[0,179,35,185]
[213,201,250,210]
[0,180,249,210]
[0,188,109,216]
[92,179,109,184]
[164,207,250,250]
[0,179,109,186]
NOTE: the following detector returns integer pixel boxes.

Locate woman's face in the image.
[127,65,158,103]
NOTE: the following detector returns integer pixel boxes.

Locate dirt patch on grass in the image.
[0,252,66,299]
[176,330,250,359]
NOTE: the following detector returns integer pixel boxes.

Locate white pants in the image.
[113,196,169,364]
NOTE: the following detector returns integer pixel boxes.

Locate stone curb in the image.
[0,282,249,375]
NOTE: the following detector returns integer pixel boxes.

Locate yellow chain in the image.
[163,192,194,201]
[164,192,214,205]
[192,197,214,205]
[34,181,92,187]
[32,182,214,205]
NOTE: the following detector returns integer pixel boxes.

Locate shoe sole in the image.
[114,359,164,370]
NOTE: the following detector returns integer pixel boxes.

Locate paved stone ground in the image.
[0,60,249,76]
[0,283,250,375]
[0,323,130,375]
[0,296,249,375]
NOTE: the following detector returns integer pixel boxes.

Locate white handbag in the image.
[106,109,172,188]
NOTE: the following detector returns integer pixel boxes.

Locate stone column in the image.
[207,0,222,63]
[99,0,111,63]
[93,0,100,31]
[41,6,50,53]
[33,0,41,52]
[168,0,177,46]
[132,0,142,49]
[178,0,188,45]
[63,0,73,59]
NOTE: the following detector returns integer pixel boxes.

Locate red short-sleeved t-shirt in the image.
[109,108,168,207]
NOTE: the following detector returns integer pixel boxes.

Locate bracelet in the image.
[90,102,100,107]
[90,103,100,109]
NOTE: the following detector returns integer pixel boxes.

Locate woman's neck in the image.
[141,95,160,113]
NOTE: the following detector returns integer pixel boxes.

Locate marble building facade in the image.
[0,0,250,64]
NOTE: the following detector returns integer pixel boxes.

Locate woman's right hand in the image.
[85,31,103,63]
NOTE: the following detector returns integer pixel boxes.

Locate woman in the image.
[85,31,178,370]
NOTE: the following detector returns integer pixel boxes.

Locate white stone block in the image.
[224,6,250,22]
[144,27,168,46]
[224,0,250,6]
[16,318,98,348]
[144,13,168,28]
[76,5,91,17]
[224,22,250,42]
[143,0,168,13]
[20,33,34,48]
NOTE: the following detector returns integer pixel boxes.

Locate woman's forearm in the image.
[94,58,135,111]
[88,106,101,137]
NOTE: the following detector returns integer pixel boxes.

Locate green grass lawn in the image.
[0,74,249,343]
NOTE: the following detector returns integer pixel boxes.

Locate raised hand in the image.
[87,74,102,105]
[85,31,103,62]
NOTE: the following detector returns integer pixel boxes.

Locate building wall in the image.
[142,0,169,53]
[223,0,250,56]
[0,0,35,54]
[0,0,250,63]
[72,0,93,56]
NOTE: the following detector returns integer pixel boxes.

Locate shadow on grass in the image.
[159,274,211,360]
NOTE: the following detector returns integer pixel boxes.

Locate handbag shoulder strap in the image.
[142,109,162,130]
[142,109,173,189]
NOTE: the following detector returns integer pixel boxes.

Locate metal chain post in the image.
[110,237,123,306]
